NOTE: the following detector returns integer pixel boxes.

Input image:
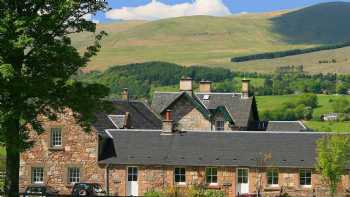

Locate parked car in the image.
[71,183,106,197]
[23,184,59,197]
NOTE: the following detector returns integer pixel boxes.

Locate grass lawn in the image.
[256,94,350,118]
[305,121,350,132]
[256,94,350,132]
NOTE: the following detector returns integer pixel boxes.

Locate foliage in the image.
[316,135,350,197]
[231,42,350,62]
[144,191,163,197]
[144,186,225,197]
[0,0,110,195]
[332,97,350,113]
[203,190,225,197]
[77,62,234,99]
[260,94,318,121]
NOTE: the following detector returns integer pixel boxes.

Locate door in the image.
[126,167,138,196]
[237,168,249,195]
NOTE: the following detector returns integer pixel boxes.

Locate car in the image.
[71,183,106,197]
[23,184,59,197]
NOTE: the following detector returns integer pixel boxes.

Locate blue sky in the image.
[94,0,349,22]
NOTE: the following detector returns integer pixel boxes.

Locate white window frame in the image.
[237,168,249,184]
[51,127,62,147]
[127,166,138,182]
[299,169,312,187]
[31,167,44,184]
[174,167,186,185]
[215,120,225,131]
[267,168,279,187]
[68,167,80,185]
[206,167,218,185]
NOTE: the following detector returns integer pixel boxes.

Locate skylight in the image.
[203,95,210,100]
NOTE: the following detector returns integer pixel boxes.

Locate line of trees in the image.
[77,63,350,100]
[231,42,350,62]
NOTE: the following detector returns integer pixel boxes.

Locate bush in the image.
[204,190,225,197]
[144,191,163,197]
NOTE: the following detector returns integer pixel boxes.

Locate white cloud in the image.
[105,0,232,20]
[83,13,100,24]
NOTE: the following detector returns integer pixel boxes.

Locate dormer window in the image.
[215,120,225,131]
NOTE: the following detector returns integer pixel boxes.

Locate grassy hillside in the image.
[272,2,350,44]
[232,46,350,73]
[74,12,314,71]
[72,2,350,74]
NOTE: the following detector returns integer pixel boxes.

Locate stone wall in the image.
[19,109,105,194]
[105,166,350,197]
[170,97,211,131]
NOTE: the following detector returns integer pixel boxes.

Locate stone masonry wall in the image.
[170,97,211,131]
[106,166,350,197]
[19,109,105,194]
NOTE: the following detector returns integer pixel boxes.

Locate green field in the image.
[256,94,350,132]
[305,121,350,132]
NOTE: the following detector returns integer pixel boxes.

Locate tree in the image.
[0,1,110,196]
[316,135,350,197]
[332,97,350,114]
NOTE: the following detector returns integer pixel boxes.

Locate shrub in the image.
[204,190,225,197]
[144,191,164,197]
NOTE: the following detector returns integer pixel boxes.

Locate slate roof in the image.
[99,130,346,169]
[93,100,162,131]
[151,92,256,127]
[196,93,254,127]
[267,121,308,132]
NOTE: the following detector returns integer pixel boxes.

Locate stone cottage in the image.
[19,78,350,196]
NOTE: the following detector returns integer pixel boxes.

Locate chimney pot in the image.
[122,88,129,100]
[179,77,193,94]
[199,80,212,93]
[162,109,174,134]
[242,79,250,99]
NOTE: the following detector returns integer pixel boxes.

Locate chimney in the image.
[162,109,174,134]
[199,80,212,93]
[122,88,129,100]
[123,112,130,128]
[179,77,193,94]
[242,79,250,99]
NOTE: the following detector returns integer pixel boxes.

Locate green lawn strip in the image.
[305,121,350,132]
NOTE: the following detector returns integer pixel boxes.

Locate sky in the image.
[92,0,350,23]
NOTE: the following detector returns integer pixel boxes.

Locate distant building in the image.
[321,113,339,121]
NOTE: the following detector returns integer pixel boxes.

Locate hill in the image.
[272,2,350,44]
[72,2,350,73]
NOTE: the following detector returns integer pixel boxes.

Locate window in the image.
[128,167,138,181]
[50,127,62,147]
[174,168,186,184]
[215,120,225,131]
[300,169,312,186]
[267,169,279,186]
[31,167,44,184]
[206,167,217,184]
[237,168,248,184]
[68,167,80,184]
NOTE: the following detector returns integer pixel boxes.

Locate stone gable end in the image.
[19,109,105,194]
